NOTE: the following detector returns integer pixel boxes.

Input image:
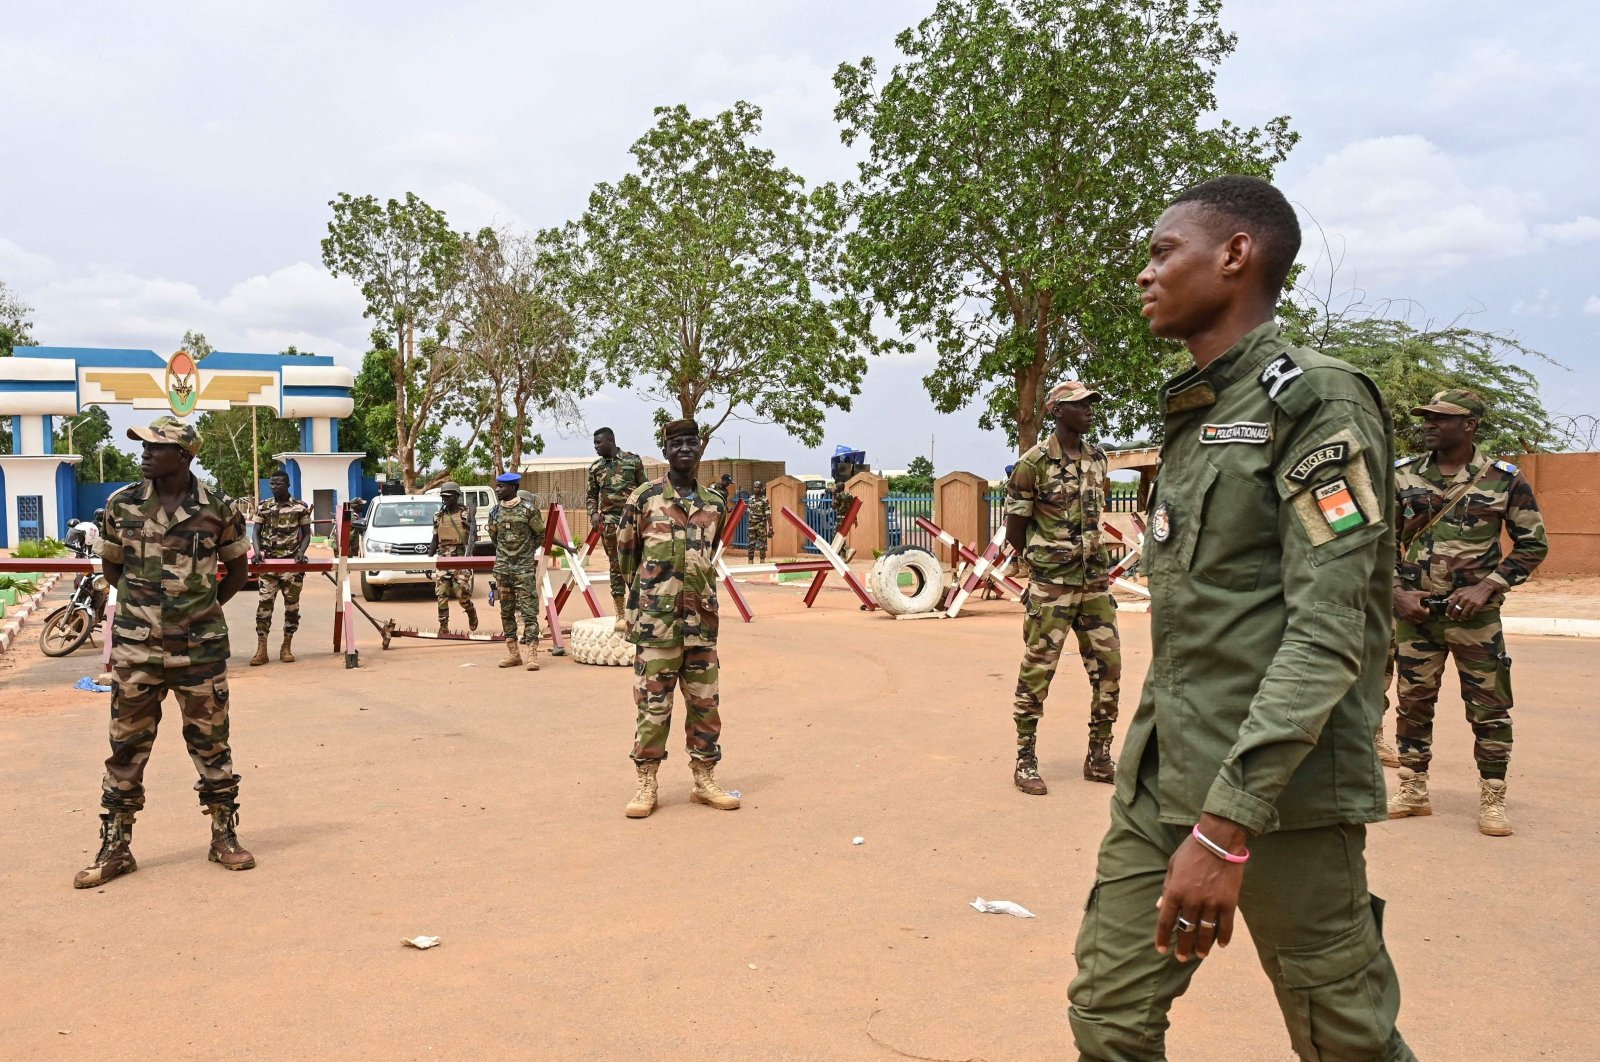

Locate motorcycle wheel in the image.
[39,606,94,657]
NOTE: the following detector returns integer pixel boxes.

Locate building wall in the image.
[1515,452,1600,578]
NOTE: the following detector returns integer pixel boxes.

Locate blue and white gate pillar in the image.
[0,355,82,542]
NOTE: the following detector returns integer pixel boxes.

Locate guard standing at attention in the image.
[1387,388,1547,835]
[489,471,546,671]
[429,482,478,635]
[1067,177,1414,1061]
[250,468,311,666]
[75,416,256,888]
[587,427,648,631]
[1004,380,1122,792]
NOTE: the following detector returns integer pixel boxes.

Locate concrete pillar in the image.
[765,475,806,558]
[934,471,990,552]
[845,471,888,557]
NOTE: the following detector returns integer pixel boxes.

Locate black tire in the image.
[360,572,385,601]
[39,606,94,657]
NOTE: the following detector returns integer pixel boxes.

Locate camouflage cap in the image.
[1411,388,1485,419]
[127,415,200,455]
[663,418,700,440]
[1045,380,1103,410]
[440,481,462,495]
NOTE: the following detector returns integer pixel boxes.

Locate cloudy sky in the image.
[3,0,1595,476]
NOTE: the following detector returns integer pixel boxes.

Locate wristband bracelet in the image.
[1192,824,1250,864]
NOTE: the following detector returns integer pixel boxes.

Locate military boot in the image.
[1387,768,1431,819]
[464,602,479,632]
[1014,748,1047,795]
[625,761,660,819]
[73,812,137,888]
[249,634,270,666]
[1375,727,1400,768]
[613,595,627,633]
[498,638,522,668]
[279,632,295,663]
[437,606,451,637]
[206,804,256,871]
[690,763,741,810]
[524,643,541,672]
[1478,778,1513,837]
[1083,736,1116,784]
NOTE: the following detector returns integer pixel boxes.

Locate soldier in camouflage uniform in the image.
[1004,380,1122,794]
[831,480,853,526]
[709,473,734,505]
[617,418,739,819]
[75,416,256,888]
[587,427,648,631]
[249,469,311,666]
[1388,389,1548,836]
[429,482,478,635]
[746,481,771,563]
[489,471,545,671]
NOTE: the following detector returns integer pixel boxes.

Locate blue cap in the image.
[495,472,521,483]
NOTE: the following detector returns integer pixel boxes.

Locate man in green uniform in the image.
[75,416,256,888]
[710,473,735,505]
[587,427,648,631]
[1387,389,1548,836]
[746,481,771,563]
[1005,380,1121,793]
[429,482,478,635]
[488,471,546,671]
[616,418,739,819]
[1068,177,1413,1060]
[250,468,311,666]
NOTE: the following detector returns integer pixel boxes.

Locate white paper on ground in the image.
[970,897,1035,918]
[403,935,441,949]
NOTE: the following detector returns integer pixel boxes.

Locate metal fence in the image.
[985,488,1137,561]
[802,491,836,553]
[884,493,934,551]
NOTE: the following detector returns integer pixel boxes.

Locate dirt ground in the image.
[2,571,1598,1061]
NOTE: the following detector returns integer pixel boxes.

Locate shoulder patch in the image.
[1258,353,1304,400]
[1200,422,1271,445]
[1166,381,1216,415]
[1287,441,1350,483]
[1494,460,1519,475]
[1395,455,1418,468]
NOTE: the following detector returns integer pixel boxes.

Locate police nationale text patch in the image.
[1287,442,1349,482]
[1199,422,1271,445]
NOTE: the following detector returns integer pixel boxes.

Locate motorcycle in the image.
[38,534,108,657]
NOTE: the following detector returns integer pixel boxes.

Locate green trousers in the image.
[1068,745,1414,1061]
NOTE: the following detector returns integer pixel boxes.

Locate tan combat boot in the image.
[1478,778,1513,837]
[206,805,257,871]
[1083,737,1116,784]
[73,812,137,888]
[613,595,627,633]
[690,763,741,810]
[524,643,541,672]
[498,638,522,668]
[249,634,270,666]
[1375,727,1400,768]
[279,632,295,663]
[1387,768,1431,819]
[626,761,660,818]
[1014,749,1047,796]
[464,602,479,632]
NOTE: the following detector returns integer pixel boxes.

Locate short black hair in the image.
[1170,175,1301,294]
[593,427,614,438]
[269,468,289,482]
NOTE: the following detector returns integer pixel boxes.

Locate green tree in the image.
[0,278,39,452]
[889,455,936,493]
[189,333,311,497]
[548,102,887,445]
[835,0,1296,451]
[322,192,467,491]
[53,406,142,482]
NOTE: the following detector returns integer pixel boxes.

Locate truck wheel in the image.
[360,572,385,601]
[868,546,945,616]
[568,617,633,666]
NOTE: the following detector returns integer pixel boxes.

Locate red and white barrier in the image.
[778,499,876,611]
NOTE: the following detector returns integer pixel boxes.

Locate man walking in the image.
[617,419,738,819]
[746,481,771,563]
[587,427,647,631]
[1004,380,1121,793]
[1388,389,1548,835]
[75,416,256,888]
[250,468,311,666]
[429,482,478,635]
[489,471,545,671]
[1068,177,1413,1060]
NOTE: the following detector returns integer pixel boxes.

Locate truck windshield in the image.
[370,500,442,528]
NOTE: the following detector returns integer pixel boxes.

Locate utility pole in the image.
[250,406,260,501]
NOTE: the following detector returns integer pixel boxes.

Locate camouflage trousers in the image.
[1394,608,1513,779]
[255,571,303,635]
[631,644,721,766]
[746,531,768,563]
[434,569,475,607]
[1013,581,1121,747]
[101,660,240,813]
[600,518,626,600]
[495,565,540,645]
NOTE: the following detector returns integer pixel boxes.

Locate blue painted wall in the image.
[54,462,78,536]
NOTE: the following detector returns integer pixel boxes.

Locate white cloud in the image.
[387,129,491,168]
[0,237,58,287]
[1511,289,1560,317]
[1537,216,1600,245]
[428,181,532,235]
[1584,296,1600,316]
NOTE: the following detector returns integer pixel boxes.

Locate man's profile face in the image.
[1137,203,1231,341]
[1420,411,1476,453]
[1052,399,1094,435]
[593,432,616,459]
[139,441,188,481]
[496,480,519,502]
[663,432,703,476]
[441,491,461,509]
[270,475,291,501]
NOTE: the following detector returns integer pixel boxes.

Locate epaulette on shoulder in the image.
[105,482,140,507]
[1395,455,1419,468]
[1494,459,1520,476]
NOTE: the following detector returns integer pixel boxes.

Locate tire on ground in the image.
[868,546,945,616]
[568,616,633,666]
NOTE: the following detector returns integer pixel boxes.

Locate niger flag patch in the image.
[1314,478,1367,534]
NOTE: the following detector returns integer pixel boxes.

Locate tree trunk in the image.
[1017,357,1045,452]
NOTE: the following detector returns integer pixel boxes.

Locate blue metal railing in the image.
[802,492,835,554]
[884,493,934,551]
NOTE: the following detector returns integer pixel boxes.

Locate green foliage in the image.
[889,454,936,493]
[546,102,888,446]
[0,575,40,594]
[189,332,309,498]
[0,278,36,358]
[835,0,1296,450]
[54,406,142,483]
[15,538,67,559]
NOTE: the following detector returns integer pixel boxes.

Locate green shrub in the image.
[15,538,67,559]
[0,576,39,595]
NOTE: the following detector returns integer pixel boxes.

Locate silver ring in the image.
[1175,916,1195,932]
[1199,920,1217,929]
